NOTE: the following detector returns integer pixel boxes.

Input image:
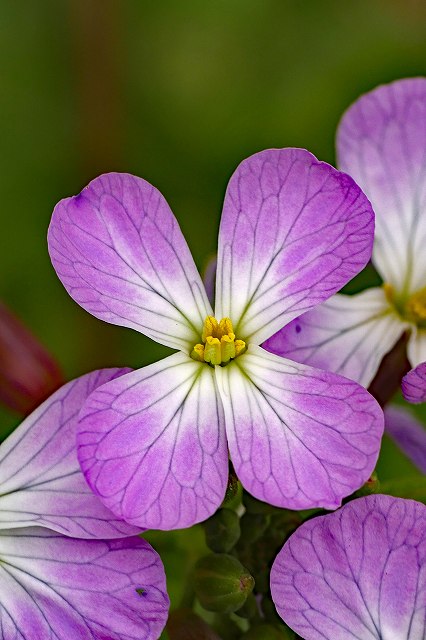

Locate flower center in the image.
[384,283,426,328]
[190,316,246,365]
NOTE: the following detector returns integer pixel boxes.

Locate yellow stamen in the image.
[218,317,233,337]
[220,333,236,363]
[192,316,246,365]
[204,336,222,365]
[202,316,219,342]
[234,340,246,357]
[191,343,205,362]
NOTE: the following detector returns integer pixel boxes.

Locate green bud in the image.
[167,609,221,639]
[239,623,292,639]
[194,553,255,613]
[204,508,241,553]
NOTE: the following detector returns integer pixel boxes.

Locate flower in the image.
[264,78,426,390]
[48,148,383,530]
[0,368,169,639]
[271,494,426,640]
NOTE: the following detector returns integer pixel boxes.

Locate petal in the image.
[0,527,169,640]
[407,328,426,370]
[384,405,426,473]
[402,362,426,404]
[202,254,217,308]
[77,353,228,530]
[0,369,141,539]
[215,345,383,510]
[48,173,212,352]
[263,288,404,388]
[271,494,426,640]
[337,78,426,293]
[215,148,375,345]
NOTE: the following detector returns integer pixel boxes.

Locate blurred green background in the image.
[0,0,425,630]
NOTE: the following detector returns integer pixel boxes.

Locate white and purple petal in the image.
[263,288,404,387]
[0,527,169,640]
[0,369,141,538]
[384,405,426,473]
[77,353,228,530]
[402,362,426,404]
[215,345,383,511]
[271,494,426,640]
[215,148,375,345]
[48,173,212,352]
[337,78,426,293]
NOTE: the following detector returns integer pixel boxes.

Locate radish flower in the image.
[271,494,426,640]
[0,369,169,639]
[48,148,383,530]
[265,79,426,390]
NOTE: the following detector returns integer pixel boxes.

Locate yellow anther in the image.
[202,316,219,342]
[204,336,222,365]
[234,340,246,357]
[218,317,234,338]
[191,316,246,365]
[191,343,205,362]
[221,333,236,363]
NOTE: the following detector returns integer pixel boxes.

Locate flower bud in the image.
[194,553,255,613]
[203,508,241,553]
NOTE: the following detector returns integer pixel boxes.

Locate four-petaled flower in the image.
[48,147,384,530]
[265,78,426,391]
[271,494,426,640]
[0,369,169,639]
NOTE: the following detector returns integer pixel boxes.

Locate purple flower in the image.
[271,494,426,639]
[48,148,384,530]
[0,369,169,639]
[264,78,426,390]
